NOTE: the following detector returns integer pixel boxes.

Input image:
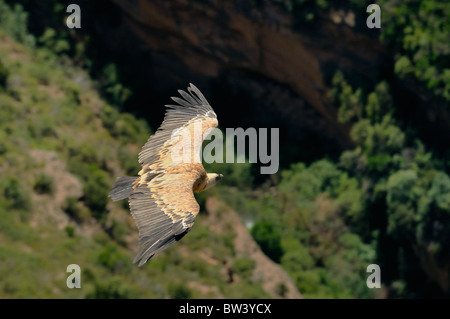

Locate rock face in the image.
[87,0,392,166]
[22,0,450,162]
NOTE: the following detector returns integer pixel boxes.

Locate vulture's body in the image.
[109,84,223,266]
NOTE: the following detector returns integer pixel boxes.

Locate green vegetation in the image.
[251,221,284,262]
[0,0,35,46]
[330,70,449,297]
[217,66,449,298]
[33,173,55,195]
[1,177,31,212]
[219,158,376,298]
[0,57,8,87]
[381,0,450,102]
[232,257,256,279]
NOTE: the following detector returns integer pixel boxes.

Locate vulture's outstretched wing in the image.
[138,83,218,171]
[130,167,203,266]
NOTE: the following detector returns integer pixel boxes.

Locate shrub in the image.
[64,225,75,237]
[99,63,131,107]
[82,165,110,219]
[27,115,57,138]
[68,160,110,220]
[33,173,55,195]
[100,105,150,145]
[0,0,35,46]
[168,282,192,299]
[62,196,90,223]
[38,27,70,54]
[231,257,256,279]
[281,244,314,272]
[251,221,284,263]
[106,218,127,246]
[1,177,31,211]
[386,169,420,238]
[0,57,9,88]
[275,282,288,298]
[86,278,135,299]
[97,244,131,273]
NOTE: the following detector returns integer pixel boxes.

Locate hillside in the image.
[0,30,300,298]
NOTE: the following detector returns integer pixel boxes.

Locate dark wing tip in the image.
[188,83,209,105]
[131,213,196,267]
[165,83,211,111]
[188,83,197,91]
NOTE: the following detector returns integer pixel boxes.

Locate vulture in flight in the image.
[109,84,223,266]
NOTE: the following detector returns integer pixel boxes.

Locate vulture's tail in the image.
[109,176,137,201]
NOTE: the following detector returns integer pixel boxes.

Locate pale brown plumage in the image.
[109,84,222,266]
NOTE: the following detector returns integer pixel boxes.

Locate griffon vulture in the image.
[109,84,223,266]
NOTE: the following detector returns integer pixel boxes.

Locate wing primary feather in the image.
[188,83,208,105]
[178,89,199,105]
[170,96,192,108]
[109,176,137,201]
[134,218,192,267]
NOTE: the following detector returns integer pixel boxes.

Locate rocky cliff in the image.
[83,0,392,166]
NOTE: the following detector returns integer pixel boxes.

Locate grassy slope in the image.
[0,32,274,299]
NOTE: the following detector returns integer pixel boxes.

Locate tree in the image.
[251,221,284,263]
